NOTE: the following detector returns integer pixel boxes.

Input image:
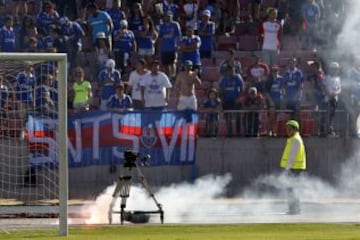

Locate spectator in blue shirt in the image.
[129,2,145,35]
[18,15,37,50]
[0,16,16,52]
[158,11,181,79]
[24,37,40,52]
[14,61,36,117]
[86,2,113,45]
[283,58,304,120]
[36,1,60,35]
[137,16,158,67]
[98,59,122,110]
[107,0,126,31]
[198,9,215,59]
[265,65,284,136]
[49,25,69,54]
[219,65,244,136]
[112,19,136,73]
[179,26,202,76]
[58,17,85,69]
[41,25,54,51]
[35,74,57,116]
[301,0,321,50]
[219,49,242,77]
[107,83,133,112]
[200,87,222,137]
[163,0,179,21]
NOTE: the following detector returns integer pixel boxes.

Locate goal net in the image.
[0,53,68,235]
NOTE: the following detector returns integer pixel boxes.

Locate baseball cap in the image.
[59,17,69,26]
[203,10,211,17]
[286,120,300,130]
[184,60,193,67]
[105,59,116,69]
[120,20,128,28]
[248,87,257,95]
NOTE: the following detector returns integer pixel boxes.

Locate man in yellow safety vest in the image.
[280,119,306,214]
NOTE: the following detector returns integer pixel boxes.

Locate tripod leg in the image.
[136,166,164,223]
[108,177,125,224]
[160,211,164,224]
[120,177,131,224]
[108,176,131,224]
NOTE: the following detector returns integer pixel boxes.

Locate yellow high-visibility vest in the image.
[280,132,306,170]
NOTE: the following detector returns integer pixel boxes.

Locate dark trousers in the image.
[320,98,337,135]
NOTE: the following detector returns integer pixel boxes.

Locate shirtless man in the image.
[174,60,202,110]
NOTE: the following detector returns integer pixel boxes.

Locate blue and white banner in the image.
[26,110,198,168]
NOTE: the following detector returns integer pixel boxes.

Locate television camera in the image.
[123,150,150,169]
[108,150,164,225]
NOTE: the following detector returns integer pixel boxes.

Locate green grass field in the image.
[2,224,360,240]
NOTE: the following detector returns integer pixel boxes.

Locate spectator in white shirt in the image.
[127,58,149,109]
[141,59,172,110]
[320,61,341,137]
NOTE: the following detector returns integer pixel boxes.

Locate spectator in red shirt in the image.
[258,8,282,67]
[246,56,270,93]
[241,86,265,137]
[247,56,270,82]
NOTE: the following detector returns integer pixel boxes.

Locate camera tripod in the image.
[108,161,164,224]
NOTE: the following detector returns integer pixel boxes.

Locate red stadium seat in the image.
[300,111,316,137]
[199,80,213,91]
[216,35,239,51]
[300,118,315,137]
[195,89,206,99]
[240,55,256,73]
[262,0,276,8]
[235,23,248,36]
[201,57,216,67]
[202,67,221,82]
[276,113,289,137]
[238,35,259,51]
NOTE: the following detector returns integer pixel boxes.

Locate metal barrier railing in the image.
[197,109,351,138]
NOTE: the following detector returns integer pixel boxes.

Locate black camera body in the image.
[123,150,150,168]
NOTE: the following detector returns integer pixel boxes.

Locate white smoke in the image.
[336,0,360,58]
[83,174,232,224]
[80,0,360,225]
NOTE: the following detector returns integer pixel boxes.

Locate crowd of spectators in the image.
[0,0,352,138]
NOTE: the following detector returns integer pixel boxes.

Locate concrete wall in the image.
[69,137,358,198]
[0,137,358,200]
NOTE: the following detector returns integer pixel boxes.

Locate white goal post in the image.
[0,53,68,236]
